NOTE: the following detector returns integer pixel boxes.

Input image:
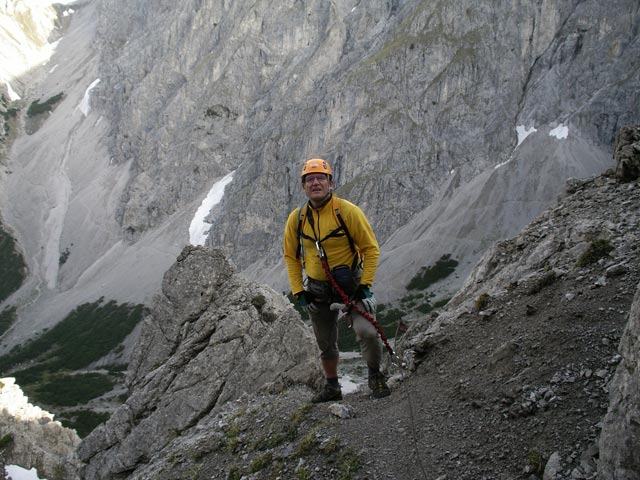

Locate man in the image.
[283,158,391,402]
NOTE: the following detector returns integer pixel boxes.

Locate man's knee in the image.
[319,347,339,361]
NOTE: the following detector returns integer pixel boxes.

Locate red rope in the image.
[318,255,396,358]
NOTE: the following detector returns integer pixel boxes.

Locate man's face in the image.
[302,174,333,204]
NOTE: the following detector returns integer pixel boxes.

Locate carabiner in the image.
[315,241,326,259]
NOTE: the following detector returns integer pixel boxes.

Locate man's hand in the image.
[295,291,320,314]
[353,285,377,314]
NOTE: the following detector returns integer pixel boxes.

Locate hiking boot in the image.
[311,383,342,403]
[368,371,391,399]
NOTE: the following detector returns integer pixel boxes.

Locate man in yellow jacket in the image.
[283,158,391,402]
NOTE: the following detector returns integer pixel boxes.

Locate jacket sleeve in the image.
[344,204,379,287]
[283,208,304,295]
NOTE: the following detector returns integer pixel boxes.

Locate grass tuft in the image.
[577,239,614,267]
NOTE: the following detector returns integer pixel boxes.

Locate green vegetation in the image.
[227,466,241,480]
[253,403,312,451]
[223,419,242,453]
[475,293,491,311]
[0,221,27,303]
[0,298,144,409]
[527,449,546,476]
[59,247,71,266]
[407,254,459,290]
[26,92,64,117]
[249,453,272,473]
[0,306,17,336]
[338,448,362,479]
[577,238,614,267]
[0,298,144,373]
[296,428,318,456]
[0,433,13,450]
[29,373,114,406]
[296,466,312,480]
[1,107,18,121]
[59,409,110,438]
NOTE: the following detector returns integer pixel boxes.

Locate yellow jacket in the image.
[283,194,379,295]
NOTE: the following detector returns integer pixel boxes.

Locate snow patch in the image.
[5,465,44,480]
[516,125,537,147]
[189,171,235,246]
[549,124,569,140]
[3,79,21,101]
[77,78,100,116]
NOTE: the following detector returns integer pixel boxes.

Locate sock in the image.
[327,377,339,388]
[368,366,379,376]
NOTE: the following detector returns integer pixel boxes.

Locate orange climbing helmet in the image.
[301,158,332,179]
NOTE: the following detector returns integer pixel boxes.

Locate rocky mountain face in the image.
[94,0,640,276]
[0,0,638,351]
[71,135,640,479]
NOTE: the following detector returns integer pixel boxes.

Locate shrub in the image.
[432,297,451,309]
[416,302,433,314]
[407,254,459,290]
[0,298,145,375]
[577,239,614,267]
[0,433,13,450]
[249,453,272,473]
[338,448,361,479]
[26,92,64,117]
[29,372,114,406]
[527,449,546,475]
[0,221,27,303]
[59,409,110,438]
[0,306,17,336]
[475,293,491,311]
[296,430,317,456]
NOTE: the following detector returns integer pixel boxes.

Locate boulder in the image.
[614,125,640,181]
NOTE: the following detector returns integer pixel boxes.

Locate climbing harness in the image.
[295,196,359,272]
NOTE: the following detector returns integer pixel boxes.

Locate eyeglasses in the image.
[303,174,328,184]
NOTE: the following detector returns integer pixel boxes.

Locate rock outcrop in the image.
[598,282,640,480]
[0,377,81,480]
[77,246,321,479]
[614,125,640,182]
